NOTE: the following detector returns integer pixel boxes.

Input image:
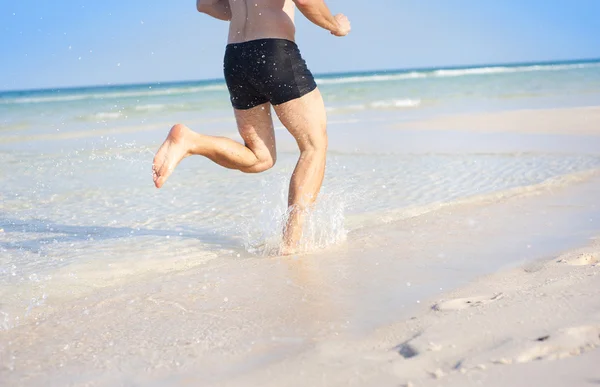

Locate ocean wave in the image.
[316,72,427,85]
[316,62,600,85]
[133,104,168,111]
[93,112,123,120]
[3,61,598,105]
[327,99,421,112]
[82,102,185,120]
[370,99,421,108]
[0,84,227,105]
[432,63,598,77]
[4,94,91,104]
[326,104,366,113]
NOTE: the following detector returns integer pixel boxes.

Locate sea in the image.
[1,59,600,384]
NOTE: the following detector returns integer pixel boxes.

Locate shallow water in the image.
[2,117,600,329]
[2,60,600,385]
[2,172,599,386]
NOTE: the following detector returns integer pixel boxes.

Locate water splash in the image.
[242,175,348,256]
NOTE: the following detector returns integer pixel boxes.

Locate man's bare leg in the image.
[153,103,276,188]
[273,89,328,255]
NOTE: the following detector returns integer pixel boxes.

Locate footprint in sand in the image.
[516,325,600,363]
[557,252,599,266]
[432,293,504,312]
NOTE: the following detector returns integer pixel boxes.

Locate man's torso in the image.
[227,0,296,44]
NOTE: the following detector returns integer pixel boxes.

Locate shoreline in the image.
[379,238,600,387]
[2,102,600,385]
[3,243,598,387]
[219,238,600,387]
[2,172,600,386]
[395,105,600,136]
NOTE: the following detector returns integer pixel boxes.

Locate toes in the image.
[155,171,164,188]
[155,166,171,188]
[152,165,161,186]
[154,171,165,188]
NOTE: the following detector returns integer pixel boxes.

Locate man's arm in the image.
[293,0,350,36]
[197,0,231,21]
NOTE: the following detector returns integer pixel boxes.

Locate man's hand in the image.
[331,14,351,37]
[294,1,351,37]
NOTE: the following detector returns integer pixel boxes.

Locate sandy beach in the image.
[2,66,600,386]
[395,106,600,136]
[202,238,600,387]
[3,169,599,386]
[3,0,600,383]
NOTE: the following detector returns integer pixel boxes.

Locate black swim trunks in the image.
[223,38,317,110]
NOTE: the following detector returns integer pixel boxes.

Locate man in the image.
[152,0,351,255]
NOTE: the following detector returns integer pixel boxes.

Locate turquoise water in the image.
[2,59,600,139]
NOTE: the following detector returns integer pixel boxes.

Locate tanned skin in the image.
[153,0,350,254]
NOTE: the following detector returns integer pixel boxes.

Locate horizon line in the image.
[2,56,599,94]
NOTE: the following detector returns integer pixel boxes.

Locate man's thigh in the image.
[234,102,277,162]
[272,88,327,151]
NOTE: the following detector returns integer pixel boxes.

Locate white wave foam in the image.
[316,72,427,85]
[326,104,366,113]
[1,84,227,105]
[93,112,122,120]
[4,95,91,104]
[316,62,600,85]
[370,99,421,108]
[327,99,421,112]
[134,104,167,111]
[432,63,597,78]
[4,61,598,105]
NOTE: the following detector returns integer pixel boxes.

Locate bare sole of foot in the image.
[152,124,191,188]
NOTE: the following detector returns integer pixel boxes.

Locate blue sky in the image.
[1,0,600,91]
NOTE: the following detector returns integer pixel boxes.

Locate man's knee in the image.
[299,128,328,154]
[240,155,276,174]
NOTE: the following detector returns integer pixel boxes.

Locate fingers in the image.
[332,13,351,37]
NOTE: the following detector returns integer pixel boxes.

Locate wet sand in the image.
[1,106,600,386]
[211,239,600,387]
[2,173,600,386]
[395,106,600,135]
